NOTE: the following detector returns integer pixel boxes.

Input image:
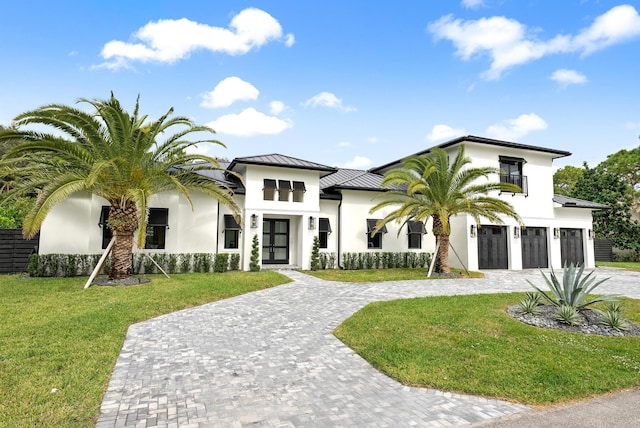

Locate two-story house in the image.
[38,135,605,271]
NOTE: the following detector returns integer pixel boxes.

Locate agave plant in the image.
[554,304,581,326]
[519,292,542,315]
[598,302,630,332]
[527,263,618,311]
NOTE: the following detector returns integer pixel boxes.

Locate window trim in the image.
[263,179,277,200]
[292,181,306,202]
[223,214,242,249]
[145,208,169,250]
[407,220,426,249]
[318,217,331,249]
[278,180,292,201]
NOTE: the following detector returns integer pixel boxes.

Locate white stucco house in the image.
[38,135,606,271]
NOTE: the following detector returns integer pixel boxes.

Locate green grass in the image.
[597,261,640,271]
[304,268,483,282]
[334,293,640,406]
[0,271,289,427]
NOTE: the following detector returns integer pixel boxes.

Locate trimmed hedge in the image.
[340,252,431,270]
[26,252,240,277]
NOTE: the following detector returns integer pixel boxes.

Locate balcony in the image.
[500,174,528,197]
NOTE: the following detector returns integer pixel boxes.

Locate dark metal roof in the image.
[370,135,572,174]
[553,195,609,209]
[320,169,390,192]
[228,153,337,174]
[174,162,246,194]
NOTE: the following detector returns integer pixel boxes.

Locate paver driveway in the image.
[96,268,640,427]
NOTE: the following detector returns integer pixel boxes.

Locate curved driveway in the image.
[96,268,640,428]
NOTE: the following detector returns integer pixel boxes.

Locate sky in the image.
[2,0,640,170]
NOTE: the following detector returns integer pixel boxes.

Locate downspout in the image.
[337,194,344,269]
[215,202,220,255]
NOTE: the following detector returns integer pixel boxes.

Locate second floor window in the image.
[263,179,277,200]
[499,156,528,195]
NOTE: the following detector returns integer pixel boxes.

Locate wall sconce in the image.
[470,224,477,238]
[553,228,560,239]
[308,216,316,230]
[589,229,595,240]
[514,226,520,239]
[250,214,258,228]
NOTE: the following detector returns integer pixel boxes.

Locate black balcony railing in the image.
[500,174,528,197]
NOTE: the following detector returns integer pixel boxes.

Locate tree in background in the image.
[599,146,640,216]
[571,163,640,251]
[0,93,240,280]
[553,165,584,196]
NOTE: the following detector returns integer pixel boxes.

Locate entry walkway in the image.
[96,268,640,427]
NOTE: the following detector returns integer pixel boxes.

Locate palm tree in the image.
[370,145,522,273]
[0,93,240,280]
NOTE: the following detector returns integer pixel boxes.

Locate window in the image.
[293,181,306,202]
[278,180,291,202]
[407,220,426,249]
[263,179,277,200]
[99,206,112,249]
[318,217,331,249]
[223,214,241,249]
[499,156,528,195]
[366,219,387,249]
[145,208,168,249]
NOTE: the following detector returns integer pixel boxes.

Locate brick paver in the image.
[96,267,640,427]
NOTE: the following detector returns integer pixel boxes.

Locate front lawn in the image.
[597,261,640,272]
[334,293,640,406]
[0,271,289,427]
[304,267,483,282]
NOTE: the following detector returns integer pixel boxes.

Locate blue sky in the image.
[2,0,640,170]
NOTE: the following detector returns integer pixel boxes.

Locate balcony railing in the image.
[500,174,528,197]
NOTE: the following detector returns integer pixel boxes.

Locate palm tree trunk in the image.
[107,202,139,280]
[111,231,134,279]
[432,215,451,274]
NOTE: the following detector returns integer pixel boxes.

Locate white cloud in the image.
[207,108,292,137]
[303,92,356,112]
[201,76,259,108]
[284,33,295,47]
[341,155,372,169]
[269,100,286,115]
[485,113,547,140]
[366,137,378,144]
[97,8,294,69]
[461,0,484,9]
[428,5,640,79]
[550,69,587,87]
[337,141,351,147]
[426,124,466,142]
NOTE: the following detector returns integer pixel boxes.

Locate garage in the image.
[477,225,508,269]
[560,228,584,266]
[521,227,548,268]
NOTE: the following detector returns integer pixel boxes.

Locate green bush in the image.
[341,252,431,271]
[250,235,261,272]
[214,253,229,273]
[310,237,320,271]
[229,253,240,271]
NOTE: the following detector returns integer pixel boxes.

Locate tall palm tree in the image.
[370,145,522,273]
[0,93,240,279]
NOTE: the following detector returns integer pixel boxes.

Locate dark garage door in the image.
[478,225,508,269]
[521,227,548,268]
[560,228,584,266]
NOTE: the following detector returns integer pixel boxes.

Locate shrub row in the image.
[340,252,431,270]
[27,252,242,277]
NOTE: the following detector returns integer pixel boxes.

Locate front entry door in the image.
[262,219,289,264]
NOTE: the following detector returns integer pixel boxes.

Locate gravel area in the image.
[507,304,640,337]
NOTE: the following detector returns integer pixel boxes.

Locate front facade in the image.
[39,136,605,271]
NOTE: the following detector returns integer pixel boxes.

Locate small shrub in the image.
[310,237,320,271]
[167,254,178,274]
[598,302,630,332]
[519,292,542,315]
[554,304,581,326]
[143,254,156,274]
[229,253,240,271]
[214,253,229,273]
[179,253,192,273]
[250,235,261,272]
[194,253,212,273]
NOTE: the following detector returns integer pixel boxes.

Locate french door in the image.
[262,219,289,264]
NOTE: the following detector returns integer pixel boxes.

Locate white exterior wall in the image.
[240,165,322,270]
[339,190,436,255]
